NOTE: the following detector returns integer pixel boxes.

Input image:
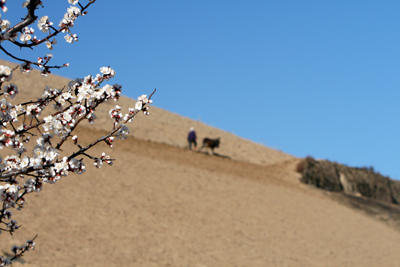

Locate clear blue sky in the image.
[3,1,400,179]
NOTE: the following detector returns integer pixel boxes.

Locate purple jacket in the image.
[188,131,196,142]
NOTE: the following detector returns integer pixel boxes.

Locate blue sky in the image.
[3,1,400,179]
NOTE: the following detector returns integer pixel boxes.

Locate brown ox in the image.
[200,138,220,154]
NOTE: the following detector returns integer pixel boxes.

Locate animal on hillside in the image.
[200,138,220,154]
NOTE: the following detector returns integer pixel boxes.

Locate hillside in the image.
[3,59,292,166]
[1,59,400,266]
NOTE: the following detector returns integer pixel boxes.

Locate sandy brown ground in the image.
[3,59,292,166]
[0,59,400,266]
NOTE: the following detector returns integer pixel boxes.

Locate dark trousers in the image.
[188,140,197,150]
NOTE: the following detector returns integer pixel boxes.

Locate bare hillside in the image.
[2,59,293,166]
[1,59,400,266]
[2,127,399,267]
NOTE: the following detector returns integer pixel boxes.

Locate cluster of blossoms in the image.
[135,94,153,115]
[100,66,116,80]
[11,238,35,254]
[0,0,155,264]
[59,5,80,29]
[0,0,96,78]
[94,153,113,168]
[0,62,154,262]
[0,183,18,209]
[0,257,10,266]
[19,26,34,44]
[0,129,13,148]
[109,105,123,125]
[0,99,17,125]
[22,0,86,47]
[37,15,52,33]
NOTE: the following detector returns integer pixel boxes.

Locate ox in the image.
[200,138,220,154]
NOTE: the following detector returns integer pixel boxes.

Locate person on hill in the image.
[187,127,197,150]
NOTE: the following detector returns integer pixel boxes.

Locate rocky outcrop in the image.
[298,157,400,205]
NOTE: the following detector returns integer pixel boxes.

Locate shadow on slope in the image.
[334,193,400,228]
[195,150,232,159]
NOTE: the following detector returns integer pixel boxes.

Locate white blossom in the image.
[64,34,73,43]
[67,6,81,17]
[76,82,94,102]
[0,65,12,81]
[3,156,20,172]
[0,99,16,123]
[135,94,153,112]
[3,84,18,98]
[54,157,69,174]
[69,158,85,174]
[100,66,116,80]
[0,184,19,208]
[109,105,122,125]
[93,157,103,168]
[19,32,31,43]
[29,158,42,169]
[138,94,153,104]
[0,19,10,31]
[45,40,53,50]
[22,0,30,8]
[37,15,51,33]
[43,114,72,138]
[14,104,24,112]
[20,62,32,73]
[20,157,30,168]
[87,112,96,124]
[116,124,130,140]
[59,6,81,29]
[26,104,42,117]
[19,26,33,43]
[124,113,133,122]
[0,129,14,149]
[135,101,142,111]
[42,86,61,97]
[56,91,74,105]
[0,0,7,13]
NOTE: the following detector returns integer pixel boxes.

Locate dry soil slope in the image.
[3,127,400,267]
[1,59,400,266]
[1,59,293,166]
